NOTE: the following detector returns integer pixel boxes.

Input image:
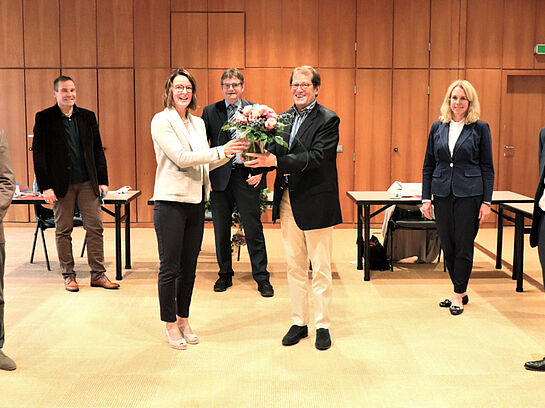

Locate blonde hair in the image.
[439,80,480,124]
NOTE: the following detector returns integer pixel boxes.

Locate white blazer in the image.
[151,108,229,203]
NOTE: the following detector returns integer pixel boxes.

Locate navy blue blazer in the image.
[202,99,267,192]
[530,127,545,247]
[267,103,342,231]
[422,120,494,203]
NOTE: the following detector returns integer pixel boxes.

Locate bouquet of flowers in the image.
[221,104,290,157]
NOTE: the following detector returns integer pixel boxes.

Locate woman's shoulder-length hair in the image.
[163,68,198,111]
[439,79,480,124]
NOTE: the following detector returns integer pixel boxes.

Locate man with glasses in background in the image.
[32,76,119,292]
[244,66,342,350]
[202,68,274,297]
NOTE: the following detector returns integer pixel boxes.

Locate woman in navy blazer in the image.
[422,80,494,315]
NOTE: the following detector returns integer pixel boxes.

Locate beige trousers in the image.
[279,193,333,329]
[53,181,105,280]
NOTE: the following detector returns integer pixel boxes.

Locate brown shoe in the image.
[90,275,120,290]
[64,277,79,292]
[0,350,16,371]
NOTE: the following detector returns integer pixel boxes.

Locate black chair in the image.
[386,205,445,272]
[30,204,86,271]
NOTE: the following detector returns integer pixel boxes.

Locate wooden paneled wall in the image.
[1,0,545,224]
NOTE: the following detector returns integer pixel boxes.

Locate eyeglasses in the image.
[173,85,193,93]
[290,83,312,90]
[450,96,468,102]
[222,83,242,89]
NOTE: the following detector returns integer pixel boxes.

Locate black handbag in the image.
[365,235,390,271]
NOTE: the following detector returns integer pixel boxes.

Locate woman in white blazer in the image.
[152,68,246,350]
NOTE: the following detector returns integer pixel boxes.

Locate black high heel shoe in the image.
[439,295,469,308]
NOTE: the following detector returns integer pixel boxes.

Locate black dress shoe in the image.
[315,328,332,350]
[257,281,274,297]
[524,357,545,371]
[213,276,232,292]
[439,295,469,308]
[282,325,308,346]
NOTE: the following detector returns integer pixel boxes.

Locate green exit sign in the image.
[536,44,545,55]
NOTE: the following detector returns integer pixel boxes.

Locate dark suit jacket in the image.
[267,103,342,231]
[32,104,108,198]
[0,130,16,245]
[202,99,267,191]
[422,120,494,202]
[530,127,545,247]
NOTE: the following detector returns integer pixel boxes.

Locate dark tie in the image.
[227,104,237,139]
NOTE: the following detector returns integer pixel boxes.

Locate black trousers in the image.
[434,194,481,294]
[154,200,204,322]
[536,212,545,287]
[210,167,269,282]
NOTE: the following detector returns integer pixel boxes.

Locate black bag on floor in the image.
[365,235,390,271]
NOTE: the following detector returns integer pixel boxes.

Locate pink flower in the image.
[242,105,252,116]
[265,117,277,130]
[266,110,277,120]
[249,106,263,121]
[234,113,248,124]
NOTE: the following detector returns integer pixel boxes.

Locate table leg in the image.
[115,204,122,280]
[364,204,371,281]
[124,203,131,270]
[512,213,518,280]
[356,204,363,270]
[496,206,503,269]
[515,212,524,292]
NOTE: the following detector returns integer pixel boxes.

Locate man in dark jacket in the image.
[525,127,545,371]
[33,76,119,292]
[245,66,342,350]
[202,69,273,297]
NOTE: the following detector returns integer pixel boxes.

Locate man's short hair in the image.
[290,66,321,88]
[53,75,75,91]
[221,68,244,85]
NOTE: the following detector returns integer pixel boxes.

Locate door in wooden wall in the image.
[499,74,545,197]
[391,69,429,183]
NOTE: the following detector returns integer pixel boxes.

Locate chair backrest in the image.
[392,205,426,221]
[34,204,84,229]
[34,204,56,230]
[390,205,437,230]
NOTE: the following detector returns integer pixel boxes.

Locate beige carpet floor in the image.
[2,224,545,407]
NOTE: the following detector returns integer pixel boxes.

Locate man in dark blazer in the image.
[245,66,342,350]
[33,76,119,292]
[525,127,545,371]
[0,130,16,371]
[202,69,273,297]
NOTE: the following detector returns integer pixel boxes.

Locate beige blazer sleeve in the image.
[0,130,16,244]
[151,109,230,203]
[151,109,228,168]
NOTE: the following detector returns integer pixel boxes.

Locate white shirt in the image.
[448,119,465,157]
